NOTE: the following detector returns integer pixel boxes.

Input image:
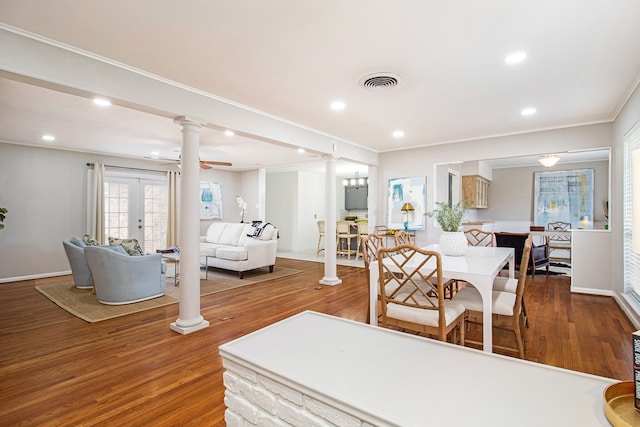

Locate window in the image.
[624,123,640,302]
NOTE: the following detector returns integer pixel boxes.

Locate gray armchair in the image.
[62,239,94,289]
[84,246,166,305]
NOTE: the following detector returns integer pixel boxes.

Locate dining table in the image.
[369,244,515,352]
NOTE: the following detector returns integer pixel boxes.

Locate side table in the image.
[160,252,180,286]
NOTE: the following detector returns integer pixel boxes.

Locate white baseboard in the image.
[0,270,71,284]
[615,293,640,330]
[570,286,614,297]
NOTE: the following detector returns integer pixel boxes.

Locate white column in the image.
[367,165,378,234]
[170,116,210,334]
[320,156,342,285]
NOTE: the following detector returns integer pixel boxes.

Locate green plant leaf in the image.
[426,201,469,232]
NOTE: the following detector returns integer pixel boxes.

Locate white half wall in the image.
[570,230,612,295]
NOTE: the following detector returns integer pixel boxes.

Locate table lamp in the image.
[401,202,414,230]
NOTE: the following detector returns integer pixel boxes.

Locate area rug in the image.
[35,267,301,323]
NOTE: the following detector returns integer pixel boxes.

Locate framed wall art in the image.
[387,176,426,230]
[200,181,223,219]
[533,168,594,229]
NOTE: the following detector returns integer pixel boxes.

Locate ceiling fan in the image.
[146,156,232,169]
[198,160,232,169]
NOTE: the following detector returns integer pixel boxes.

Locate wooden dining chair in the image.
[547,221,571,264]
[455,228,497,295]
[452,236,532,358]
[377,244,465,344]
[464,228,495,247]
[393,230,412,245]
[393,229,458,299]
[355,222,370,259]
[361,234,386,323]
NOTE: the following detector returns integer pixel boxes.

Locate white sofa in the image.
[200,222,278,279]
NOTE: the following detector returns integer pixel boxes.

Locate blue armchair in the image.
[84,246,166,305]
[62,239,94,289]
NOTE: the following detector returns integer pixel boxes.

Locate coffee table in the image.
[161,252,215,284]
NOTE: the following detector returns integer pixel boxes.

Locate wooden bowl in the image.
[603,381,640,426]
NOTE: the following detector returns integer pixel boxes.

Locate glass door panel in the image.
[104,176,167,254]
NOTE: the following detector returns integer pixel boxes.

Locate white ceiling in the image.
[0,1,638,174]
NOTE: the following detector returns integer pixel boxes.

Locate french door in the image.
[104,175,168,254]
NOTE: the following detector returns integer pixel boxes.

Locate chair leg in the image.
[513,315,525,359]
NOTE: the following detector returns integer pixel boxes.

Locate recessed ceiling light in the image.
[392,130,405,138]
[42,134,56,142]
[505,51,527,65]
[297,148,305,154]
[224,130,235,136]
[521,107,537,116]
[93,97,111,107]
[330,100,346,111]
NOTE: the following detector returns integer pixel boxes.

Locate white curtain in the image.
[90,162,105,244]
[167,170,180,247]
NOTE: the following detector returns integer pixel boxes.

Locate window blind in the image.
[624,123,640,303]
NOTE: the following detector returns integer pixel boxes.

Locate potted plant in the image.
[427,201,469,256]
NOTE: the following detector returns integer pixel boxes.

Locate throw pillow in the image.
[82,234,100,246]
[258,223,276,241]
[108,237,143,256]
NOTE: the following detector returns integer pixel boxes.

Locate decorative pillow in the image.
[247,221,276,240]
[108,237,143,256]
[82,234,100,246]
[258,224,276,241]
[69,236,86,248]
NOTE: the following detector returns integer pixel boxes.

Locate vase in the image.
[438,231,468,256]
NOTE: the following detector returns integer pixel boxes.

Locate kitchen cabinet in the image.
[345,185,368,210]
[462,175,490,208]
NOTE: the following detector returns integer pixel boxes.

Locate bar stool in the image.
[316,220,325,255]
[336,221,357,258]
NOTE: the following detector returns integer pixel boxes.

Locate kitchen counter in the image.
[219,311,615,426]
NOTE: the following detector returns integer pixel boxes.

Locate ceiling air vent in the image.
[359,73,400,89]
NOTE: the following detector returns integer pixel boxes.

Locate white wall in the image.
[266,172,298,252]
[198,167,243,235]
[265,170,326,253]
[0,142,246,281]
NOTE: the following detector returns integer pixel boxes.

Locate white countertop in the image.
[219,311,616,426]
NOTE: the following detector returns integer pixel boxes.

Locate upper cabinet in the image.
[462,175,490,208]
[345,185,368,210]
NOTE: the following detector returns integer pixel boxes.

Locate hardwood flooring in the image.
[0,259,635,426]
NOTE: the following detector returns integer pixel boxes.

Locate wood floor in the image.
[0,259,635,426]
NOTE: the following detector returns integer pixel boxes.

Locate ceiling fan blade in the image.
[199,161,212,169]
[200,160,233,167]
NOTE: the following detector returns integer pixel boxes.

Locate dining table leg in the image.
[478,281,493,353]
